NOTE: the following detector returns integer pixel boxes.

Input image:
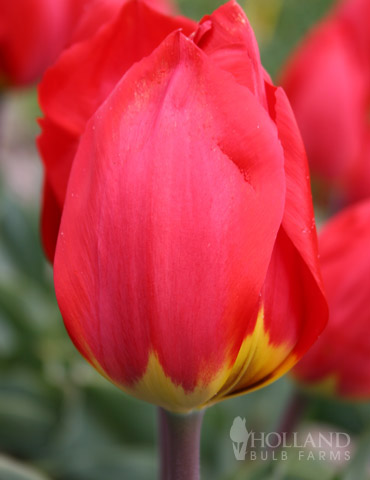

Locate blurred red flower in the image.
[293,199,370,399]
[38,0,327,412]
[281,0,370,205]
[0,0,176,87]
[0,0,81,86]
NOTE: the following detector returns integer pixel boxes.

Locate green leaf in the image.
[39,392,156,480]
[339,431,370,480]
[0,374,61,457]
[0,455,51,480]
[84,384,156,445]
[0,193,46,287]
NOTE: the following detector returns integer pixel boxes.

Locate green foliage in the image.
[259,0,336,78]
[0,455,51,480]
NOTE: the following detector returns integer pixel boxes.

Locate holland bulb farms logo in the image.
[229,417,351,462]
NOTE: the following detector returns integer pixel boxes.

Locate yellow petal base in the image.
[83,308,298,413]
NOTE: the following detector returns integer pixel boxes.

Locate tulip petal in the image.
[38,0,196,259]
[39,0,196,135]
[345,131,370,203]
[265,85,328,358]
[294,200,370,398]
[211,300,292,401]
[38,118,79,206]
[280,19,366,180]
[68,0,124,45]
[0,0,72,85]
[217,85,329,400]
[193,0,266,105]
[338,0,370,65]
[37,118,79,258]
[40,179,62,263]
[54,32,285,411]
[71,0,178,45]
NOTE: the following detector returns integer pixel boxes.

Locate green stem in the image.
[158,408,169,480]
[277,390,307,439]
[158,407,204,480]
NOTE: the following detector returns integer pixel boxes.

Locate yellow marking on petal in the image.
[233,351,299,398]
[76,307,298,412]
[78,339,231,413]
[125,352,233,413]
[125,308,296,412]
[212,307,296,403]
[216,307,268,396]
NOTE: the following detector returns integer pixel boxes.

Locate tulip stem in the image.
[0,94,4,144]
[277,390,308,438]
[158,407,204,480]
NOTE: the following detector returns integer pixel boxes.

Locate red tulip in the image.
[0,0,80,86]
[293,200,370,399]
[0,0,175,87]
[38,0,327,412]
[280,0,370,204]
[71,0,177,44]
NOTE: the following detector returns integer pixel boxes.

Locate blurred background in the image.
[1,0,370,479]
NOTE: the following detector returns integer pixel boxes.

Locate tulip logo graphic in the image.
[230,417,251,460]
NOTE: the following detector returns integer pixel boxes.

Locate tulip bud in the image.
[38,0,327,413]
[293,200,370,399]
[280,0,370,205]
[0,0,78,86]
